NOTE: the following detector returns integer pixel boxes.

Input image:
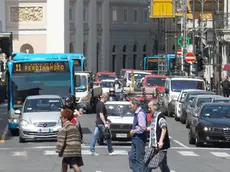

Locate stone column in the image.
[101,0,110,71]
[75,0,83,53]
[0,0,5,32]
[222,44,227,78]
[46,0,69,53]
[88,0,97,73]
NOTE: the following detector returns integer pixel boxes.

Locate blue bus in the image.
[7,53,85,134]
[143,54,181,73]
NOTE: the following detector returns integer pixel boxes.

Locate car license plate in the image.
[40,128,52,133]
[116,133,127,138]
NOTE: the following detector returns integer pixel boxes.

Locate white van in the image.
[162,76,205,116]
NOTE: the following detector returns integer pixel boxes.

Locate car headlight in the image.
[57,120,62,127]
[20,120,30,126]
[204,127,213,131]
[83,96,89,101]
[171,96,177,101]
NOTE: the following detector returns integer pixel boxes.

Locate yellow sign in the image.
[149,0,174,18]
[148,58,165,62]
[13,62,69,73]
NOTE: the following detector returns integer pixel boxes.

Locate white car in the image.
[18,95,63,143]
[97,101,133,145]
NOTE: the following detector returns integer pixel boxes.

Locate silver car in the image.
[19,95,64,143]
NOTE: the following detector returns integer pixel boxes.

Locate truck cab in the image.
[123,70,151,87]
[74,71,102,113]
[96,72,116,84]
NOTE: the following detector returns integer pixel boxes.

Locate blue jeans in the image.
[89,124,114,153]
[129,137,146,172]
[144,151,170,172]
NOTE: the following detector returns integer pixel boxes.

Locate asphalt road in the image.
[0,106,230,171]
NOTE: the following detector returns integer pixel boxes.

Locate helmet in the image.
[109,88,115,93]
[65,97,73,104]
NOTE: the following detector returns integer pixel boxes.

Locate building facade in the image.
[0,0,170,73]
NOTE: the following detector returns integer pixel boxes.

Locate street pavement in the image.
[0,105,230,171]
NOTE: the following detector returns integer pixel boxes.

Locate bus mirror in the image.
[75,75,81,87]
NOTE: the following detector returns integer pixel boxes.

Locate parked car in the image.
[189,103,230,147]
[186,95,221,128]
[18,95,64,143]
[180,91,215,124]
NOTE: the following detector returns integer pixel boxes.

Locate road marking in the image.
[112,150,128,155]
[173,140,189,148]
[44,150,58,155]
[169,136,172,139]
[0,124,8,143]
[12,151,27,156]
[210,152,230,158]
[178,151,199,156]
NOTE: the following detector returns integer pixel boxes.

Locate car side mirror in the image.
[15,109,21,115]
[165,88,169,94]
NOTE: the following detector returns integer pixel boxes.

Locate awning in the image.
[224,64,230,71]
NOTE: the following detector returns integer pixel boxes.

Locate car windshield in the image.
[171,80,204,92]
[98,74,115,81]
[24,98,63,112]
[120,71,126,78]
[201,105,230,118]
[128,73,149,80]
[12,72,70,107]
[105,104,133,117]
[197,98,213,107]
[146,77,166,86]
[101,81,114,88]
[185,92,214,102]
[180,93,187,102]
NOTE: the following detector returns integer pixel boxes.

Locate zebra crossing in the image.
[5,148,230,158]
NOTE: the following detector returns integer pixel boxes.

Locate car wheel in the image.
[188,129,195,144]
[19,136,26,143]
[195,133,203,147]
[175,114,180,121]
[180,117,186,124]
[185,120,190,128]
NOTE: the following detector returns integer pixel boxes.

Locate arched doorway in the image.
[20,44,34,53]
[112,45,116,72]
[133,44,137,69]
[122,45,127,69]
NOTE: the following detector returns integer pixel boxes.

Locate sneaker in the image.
[90,152,99,156]
[109,151,117,156]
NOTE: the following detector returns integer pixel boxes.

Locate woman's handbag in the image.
[144,147,166,169]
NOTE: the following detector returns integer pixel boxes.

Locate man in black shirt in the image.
[89,93,115,155]
[221,76,230,97]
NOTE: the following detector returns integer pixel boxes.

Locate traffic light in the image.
[197,53,206,72]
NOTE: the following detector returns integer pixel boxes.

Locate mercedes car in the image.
[18,95,63,143]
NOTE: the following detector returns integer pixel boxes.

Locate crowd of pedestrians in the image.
[56,93,171,172]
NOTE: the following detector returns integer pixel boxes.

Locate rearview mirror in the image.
[15,109,21,115]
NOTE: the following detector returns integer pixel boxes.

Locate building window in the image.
[97,5,102,23]
[143,9,148,23]
[124,8,128,22]
[83,7,88,22]
[112,9,117,22]
[134,9,138,23]
[69,8,74,22]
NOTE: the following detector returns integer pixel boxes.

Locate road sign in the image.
[177,49,182,57]
[185,52,196,63]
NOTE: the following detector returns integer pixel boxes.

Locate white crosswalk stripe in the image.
[177,151,199,156]
[210,152,230,158]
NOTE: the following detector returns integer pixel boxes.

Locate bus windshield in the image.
[11,72,70,107]
[147,62,158,70]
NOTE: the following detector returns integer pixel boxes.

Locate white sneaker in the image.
[90,152,99,156]
[109,151,117,156]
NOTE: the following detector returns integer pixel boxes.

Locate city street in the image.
[0,104,230,172]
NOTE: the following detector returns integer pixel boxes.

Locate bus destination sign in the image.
[13,62,69,73]
[148,58,165,63]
